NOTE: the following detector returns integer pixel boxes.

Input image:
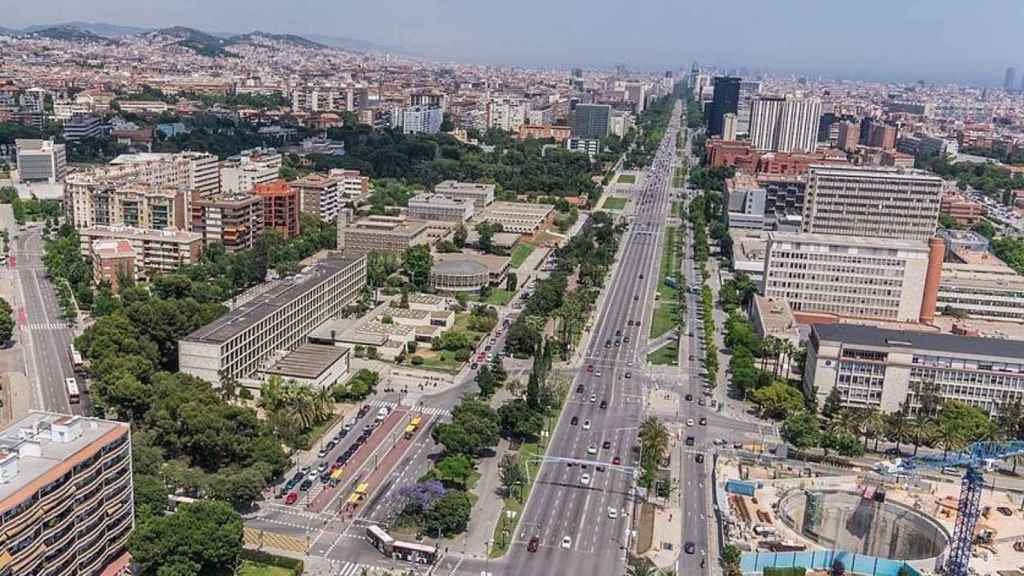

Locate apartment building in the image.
[254,180,301,239]
[328,169,370,201]
[478,201,554,234]
[337,215,429,257]
[518,125,571,142]
[805,323,1024,415]
[293,173,341,223]
[801,166,943,241]
[749,95,822,153]
[192,193,265,252]
[940,192,985,226]
[66,181,188,231]
[79,226,203,280]
[392,105,443,134]
[763,232,944,322]
[90,239,135,292]
[220,148,282,194]
[63,114,106,141]
[179,256,367,384]
[486,98,527,132]
[408,193,474,223]
[0,412,133,576]
[433,181,496,209]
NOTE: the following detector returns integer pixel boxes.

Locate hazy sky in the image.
[7,0,1023,84]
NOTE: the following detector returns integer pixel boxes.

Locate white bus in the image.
[65,378,80,404]
[69,345,86,374]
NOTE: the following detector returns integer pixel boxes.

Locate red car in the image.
[284,491,299,505]
[527,536,540,553]
[612,456,621,466]
[586,365,594,373]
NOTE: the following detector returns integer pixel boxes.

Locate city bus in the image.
[69,345,86,375]
[404,416,422,439]
[65,378,80,404]
[366,525,438,565]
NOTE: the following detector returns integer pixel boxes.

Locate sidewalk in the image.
[454,436,511,558]
[644,440,683,569]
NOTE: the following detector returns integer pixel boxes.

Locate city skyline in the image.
[5,0,1024,85]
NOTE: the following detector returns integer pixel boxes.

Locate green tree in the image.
[453,225,468,248]
[497,399,544,441]
[781,412,821,449]
[476,365,497,398]
[498,453,526,499]
[0,297,13,344]
[431,454,475,489]
[402,245,433,290]
[129,500,243,576]
[821,387,843,419]
[431,398,500,456]
[423,490,472,536]
[751,382,805,420]
[133,474,170,517]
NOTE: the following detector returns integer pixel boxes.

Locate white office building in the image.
[748,95,822,153]
[392,105,444,135]
[15,139,66,183]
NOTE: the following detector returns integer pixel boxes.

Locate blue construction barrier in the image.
[741,550,921,576]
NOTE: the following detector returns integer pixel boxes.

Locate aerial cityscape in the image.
[1,4,1024,576]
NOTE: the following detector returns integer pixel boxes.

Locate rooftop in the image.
[265,343,349,380]
[433,258,489,276]
[807,164,943,183]
[80,225,202,243]
[0,412,128,505]
[812,323,1024,359]
[483,201,556,216]
[183,256,363,345]
[434,252,510,275]
[768,231,929,251]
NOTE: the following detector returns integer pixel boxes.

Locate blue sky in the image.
[7,0,1023,84]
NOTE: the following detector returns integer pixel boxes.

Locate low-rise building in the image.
[805,323,1024,415]
[337,215,429,257]
[937,261,1024,322]
[80,226,203,280]
[263,343,351,390]
[478,201,554,234]
[517,125,571,142]
[0,412,133,576]
[329,169,370,201]
[221,148,282,194]
[940,192,986,226]
[179,256,367,385]
[408,193,475,223]
[63,114,106,141]
[431,253,510,291]
[434,181,496,209]
[192,193,265,252]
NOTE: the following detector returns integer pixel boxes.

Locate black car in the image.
[576,385,585,393]
[615,329,622,337]
[571,416,579,425]
[699,417,707,426]
[599,400,608,409]
[357,406,370,418]
[695,454,704,464]
[602,441,612,450]
[300,478,313,491]
[685,436,695,447]
[685,394,693,401]
[685,542,696,555]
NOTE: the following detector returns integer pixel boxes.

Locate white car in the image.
[589,394,597,403]
[587,445,598,455]
[687,418,694,427]
[561,536,572,549]
[580,474,591,485]
[582,420,591,430]
[608,507,618,519]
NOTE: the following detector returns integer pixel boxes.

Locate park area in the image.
[601,196,627,211]
[650,226,681,339]
[510,243,535,268]
[617,174,636,184]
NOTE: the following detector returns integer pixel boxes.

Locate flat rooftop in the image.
[768,231,929,251]
[0,412,127,504]
[807,164,943,183]
[812,323,1024,359]
[483,201,555,216]
[183,256,363,345]
[265,343,348,380]
[80,225,202,243]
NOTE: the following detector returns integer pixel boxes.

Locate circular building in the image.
[430,258,490,292]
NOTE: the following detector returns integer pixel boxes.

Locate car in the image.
[685,542,696,555]
[605,339,612,348]
[685,394,693,402]
[587,445,598,455]
[689,355,695,361]
[608,507,619,519]
[614,341,621,347]
[571,416,579,426]
[627,320,634,326]
[686,418,694,427]
[699,417,707,426]
[285,491,299,505]
[695,454,704,464]
[615,329,622,337]
[627,360,633,366]
[713,438,727,446]
[318,446,329,458]
[624,372,631,379]
[599,400,608,409]
[527,536,540,552]
[587,365,594,373]
[685,436,695,446]
[583,420,591,430]
[357,406,370,418]
[633,295,639,301]
[697,398,705,406]
[589,394,597,403]
[595,370,602,377]
[561,536,572,549]
[471,362,479,370]
[612,456,621,465]
[580,474,591,485]
[484,345,492,352]
[602,440,612,450]
[639,274,644,279]
[300,479,313,491]
[623,336,630,343]
[576,384,585,393]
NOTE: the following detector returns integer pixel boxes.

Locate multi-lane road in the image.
[9,225,81,414]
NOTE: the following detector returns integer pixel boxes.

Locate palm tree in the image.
[936,418,967,460]
[626,558,658,576]
[885,403,912,455]
[863,408,887,452]
[911,411,936,456]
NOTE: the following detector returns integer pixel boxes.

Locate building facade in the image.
[192,193,265,252]
[79,225,203,280]
[293,173,341,223]
[708,77,741,137]
[479,201,554,234]
[392,105,443,135]
[801,166,943,241]
[0,412,133,576]
[763,232,943,322]
[407,193,474,223]
[338,215,429,257]
[254,180,301,239]
[15,139,66,183]
[179,256,367,384]
[433,181,495,209]
[805,323,1024,415]
[571,104,611,139]
[748,95,822,153]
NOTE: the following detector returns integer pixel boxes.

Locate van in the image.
[942,466,961,476]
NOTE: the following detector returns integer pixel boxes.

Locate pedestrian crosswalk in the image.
[366,399,450,418]
[24,322,70,331]
[332,561,390,576]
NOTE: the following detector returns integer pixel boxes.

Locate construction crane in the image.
[895,441,1024,576]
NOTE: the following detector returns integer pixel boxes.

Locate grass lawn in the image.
[649,301,678,340]
[647,340,679,366]
[483,289,515,306]
[510,243,535,268]
[671,200,681,217]
[412,349,463,374]
[238,562,295,576]
[489,442,544,558]
[601,197,627,211]
[672,166,688,188]
[650,227,680,339]
[617,174,636,184]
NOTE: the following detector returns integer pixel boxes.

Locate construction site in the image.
[715,454,1024,576]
